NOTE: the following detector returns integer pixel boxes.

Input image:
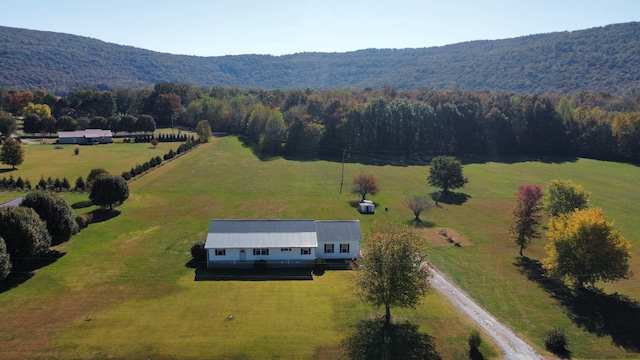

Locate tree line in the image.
[2,85,640,163]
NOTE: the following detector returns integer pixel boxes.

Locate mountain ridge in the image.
[1,22,639,94]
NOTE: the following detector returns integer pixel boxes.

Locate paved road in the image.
[430,268,544,360]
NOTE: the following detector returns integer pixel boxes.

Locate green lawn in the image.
[0,137,500,359]
[0,142,178,198]
[1,136,639,358]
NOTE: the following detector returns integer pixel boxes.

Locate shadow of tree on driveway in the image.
[514,256,640,352]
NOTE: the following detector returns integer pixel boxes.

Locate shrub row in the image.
[133,134,195,143]
[121,137,200,180]
[0,176,32,191]
[0,176,77,192]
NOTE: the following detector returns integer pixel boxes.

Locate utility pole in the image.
[340,149,345,193]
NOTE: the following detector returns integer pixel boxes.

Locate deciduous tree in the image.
[89,174,129,210]
[136,115,156,133]
[404,195,434,222]
[154,93,182,127]
[21,190,79,245]
[40,116,57,134]
[86,168,109,188]
[0,237,11,281]
[544,179,590,217]
[21,102,51,119]
[120,114,137,133]
[351,174,380,202]
[427,156,468,194]
[508,184,544,257]
[0,111,17,137]
[0,138,25,169]
[352,224,431,326]
[543,208,632,288]
[2,91,33,114]
[22,113,42,134]
[56,115,78,131]
[0,206,51,262]
[195,120,212,143]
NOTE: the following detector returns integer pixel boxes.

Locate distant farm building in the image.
[58,129,112,145]
[204,219,361,268]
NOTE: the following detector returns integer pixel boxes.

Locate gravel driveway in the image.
[430,268,544,360]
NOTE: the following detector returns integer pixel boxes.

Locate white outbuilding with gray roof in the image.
[204,219,361,268]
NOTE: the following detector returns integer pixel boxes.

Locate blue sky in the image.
[1,0,639,56]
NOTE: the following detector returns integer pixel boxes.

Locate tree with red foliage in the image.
[508,184,544,257]
[351,174,380,202]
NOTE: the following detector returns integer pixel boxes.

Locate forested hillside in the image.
[1,22,639,94]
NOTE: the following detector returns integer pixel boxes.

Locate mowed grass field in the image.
[1,136,639,358]
[0,141,177,192]
[0,137,500,360]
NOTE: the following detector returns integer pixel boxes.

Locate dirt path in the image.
[430,268,544,360]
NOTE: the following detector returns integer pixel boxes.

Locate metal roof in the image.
[205,220,318,249]
[58,129,113,138]
[315,220,361,242]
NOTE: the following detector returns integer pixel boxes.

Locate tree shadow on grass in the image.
[342,318,442,360]
[88,209,121,223]
[0,250,65,294]
[430,191,471,205]
[405,218,437,228]
[514,257,640,352]
[469,347,485,360]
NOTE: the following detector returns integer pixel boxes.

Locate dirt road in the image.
[430,268,544,360]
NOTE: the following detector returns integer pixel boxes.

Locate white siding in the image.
[207,247,316,266]
[317,240,360,260]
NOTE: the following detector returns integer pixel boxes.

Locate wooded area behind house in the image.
[1,22,639,94]
[3,85,640,163]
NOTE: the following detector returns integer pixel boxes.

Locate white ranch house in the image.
[58,129,112,145]
[205,219,361,268]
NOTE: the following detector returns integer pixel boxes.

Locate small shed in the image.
[358,200,375,214]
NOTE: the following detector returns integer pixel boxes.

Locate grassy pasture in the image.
[0,142,177,203]
[1,136,639,358]
[0,137,499,359]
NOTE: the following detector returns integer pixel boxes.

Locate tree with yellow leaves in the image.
[543,208,632,288]
[351,224,431,327]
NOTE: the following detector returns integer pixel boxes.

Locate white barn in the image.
[58,129,113,145]
[204,219,361,268]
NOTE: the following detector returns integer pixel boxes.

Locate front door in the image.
[240,249,246,260]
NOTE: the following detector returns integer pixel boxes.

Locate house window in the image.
[301,248,311,255]
[324,244,334,253]
[340,244,350,253]
[280,248,292,252]
[253,248,269,256]
[215,249,226,256]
